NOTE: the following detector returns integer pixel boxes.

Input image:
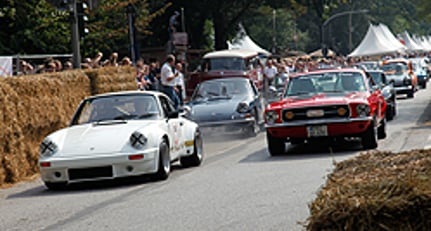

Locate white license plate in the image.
[307,125,328,137]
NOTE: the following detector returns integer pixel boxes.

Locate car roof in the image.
[291,68,365,78]
[203,49,258,59]
[86,90,163,100]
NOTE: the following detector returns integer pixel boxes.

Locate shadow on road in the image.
[240,139,362,164]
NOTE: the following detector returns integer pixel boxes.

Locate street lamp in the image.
[321,9,369,56]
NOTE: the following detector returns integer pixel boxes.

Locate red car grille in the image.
[68,166,113,180]
[282,105,350,122]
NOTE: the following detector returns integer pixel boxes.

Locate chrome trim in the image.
[265,116,372,128]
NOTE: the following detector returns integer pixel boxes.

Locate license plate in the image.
[307,125,328,137]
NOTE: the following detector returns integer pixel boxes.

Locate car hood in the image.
[268,92,369,109]
[188,95,251,121]
[49,120,155,156]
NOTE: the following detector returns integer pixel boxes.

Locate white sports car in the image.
[39,91,203,190]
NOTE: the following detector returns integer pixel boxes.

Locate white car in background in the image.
[39,91,203,190]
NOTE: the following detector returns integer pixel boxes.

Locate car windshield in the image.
[71,94,160,125]
[204,57,246,71]
[192,79,250,100]
[284,72,366,97]
[369,72,384,85]
[381,62,407,74]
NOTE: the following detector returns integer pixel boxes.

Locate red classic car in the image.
[264,68,387,155]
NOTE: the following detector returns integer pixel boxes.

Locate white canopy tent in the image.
[227,25,271,56]
[349,24,405,57]
[398,31,424,52]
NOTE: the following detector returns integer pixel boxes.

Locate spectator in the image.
[136,59,150,90]
[160,54,180,109]
[174,62,185,106]
[54,59,63,72]
[263,59,278,86]
[121,56,132,66]
[19,60,34,75]
[91,52,103,68]
[63,61,73,70]
[148,62,160,91]
[103,52,119,67]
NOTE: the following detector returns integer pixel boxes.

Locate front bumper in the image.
[39,148,158,184]
[394,85,413,94]
[266,117,372,138]
[198,117,256,134]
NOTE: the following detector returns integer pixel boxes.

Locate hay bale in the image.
[305,150,431,230]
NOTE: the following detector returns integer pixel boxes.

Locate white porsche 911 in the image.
[39,91,203,190]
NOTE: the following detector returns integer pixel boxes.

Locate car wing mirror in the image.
[179,106,191,117]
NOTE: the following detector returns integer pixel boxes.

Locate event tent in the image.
[227,25,271,56]
[348,24,405,57]
[398,31,424,52]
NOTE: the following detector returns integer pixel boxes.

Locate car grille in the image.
[282,105,350,122]
[68,166,113,180]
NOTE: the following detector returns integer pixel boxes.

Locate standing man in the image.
[161,54,180,109]
[174,62,186,107]
[263,59,278,100]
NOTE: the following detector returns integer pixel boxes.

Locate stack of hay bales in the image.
[0,66,136,186]
[306,150,431,230]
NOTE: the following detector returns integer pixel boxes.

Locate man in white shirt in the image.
[263,59,278,86]
[161,54,180,109]
[174,63,186,106]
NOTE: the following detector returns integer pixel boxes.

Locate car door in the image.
[159,95,184,159]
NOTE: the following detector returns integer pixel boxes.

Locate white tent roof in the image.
[398,31,423,52]
[348,24,405,57]
[227,26,271,56]
[375,24,406,51]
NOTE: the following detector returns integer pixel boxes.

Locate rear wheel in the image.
[407,88,414,98]
[386,104,394,121]
[153,139,170,181]
[361,121,378,150]
[180,132,203,167]
[266,131,285,156]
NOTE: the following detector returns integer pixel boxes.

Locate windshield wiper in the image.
[137,113,158,119]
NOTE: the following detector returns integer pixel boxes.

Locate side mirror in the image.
[179,105,191,117]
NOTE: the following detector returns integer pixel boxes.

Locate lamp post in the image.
[321,9,368,57]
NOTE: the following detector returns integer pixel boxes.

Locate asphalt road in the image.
[1,86,431,231]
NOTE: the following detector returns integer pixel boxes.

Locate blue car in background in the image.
[368,70,397,121]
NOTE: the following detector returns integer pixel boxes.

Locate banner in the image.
[0,56,12,77]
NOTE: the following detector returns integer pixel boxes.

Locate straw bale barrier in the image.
[306,149,431,230]
[0,67,135,187]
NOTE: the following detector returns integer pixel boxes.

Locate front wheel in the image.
[180,132,203,167]
[361,121,378,150]
[266,131,285,156]
[377,118,387,139]
[153,139,170,181]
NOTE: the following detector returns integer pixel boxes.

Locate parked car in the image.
[186,49,264,97]
[264,68,387,156]
[39,91,203,190]
[367,70,397,120]
[409,57,428,89]
[184,77,265,136]
[381,59,418,98]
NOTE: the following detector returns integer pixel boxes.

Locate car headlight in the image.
[130,131,147,149]
[40,138,58,157]
[265,110,279,124]
[236,102,249,113]
[356,104,370,117]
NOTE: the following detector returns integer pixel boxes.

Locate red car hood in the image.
[268,92,369,109]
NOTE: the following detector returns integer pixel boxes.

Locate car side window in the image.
[159,96,176,117]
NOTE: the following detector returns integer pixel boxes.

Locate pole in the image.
[127,3,136,66]
[71,0,81,68]
[272,9,276,54]
[181,7,185,32]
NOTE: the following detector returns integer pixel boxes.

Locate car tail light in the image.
[40,162,51,168]
[128,154,144,160]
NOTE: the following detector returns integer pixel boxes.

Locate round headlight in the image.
[356,104,370,117]
[236,102,249,113]
[265,110,279,124]
[40,138,58,157]
[130,132,147,149]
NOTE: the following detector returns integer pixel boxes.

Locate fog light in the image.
[54,172,62,178]
[126,166,134,172]
[285,111,295,120]
[337,107,347,116]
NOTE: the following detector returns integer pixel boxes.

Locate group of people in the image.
[135,54,186,110]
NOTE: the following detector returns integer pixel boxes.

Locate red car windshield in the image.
[284,72,367,97]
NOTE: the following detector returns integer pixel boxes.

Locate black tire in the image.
[180,132,203,167]
[45,182,67,190]
[153,139,170,181]
[422,80,427,89]
[266,131,285,156]
[377,118,387,139]
[361,121,378,150]
[245,109,260,137]
[386,104,394,121]
[393,101,397,116]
